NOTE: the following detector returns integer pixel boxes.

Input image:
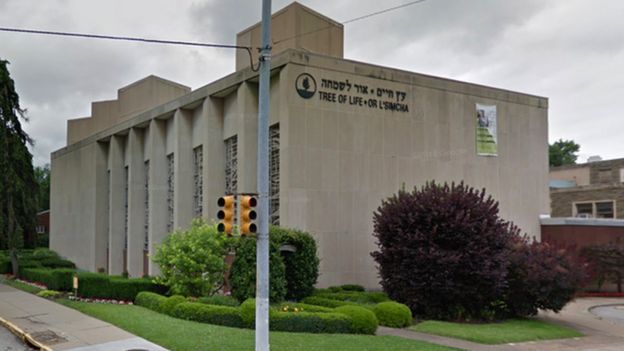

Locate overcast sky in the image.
[1,0,622,166]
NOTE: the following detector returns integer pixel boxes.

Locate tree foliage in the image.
[0,59,38,273]
[34,164,50,212]
[153,220,231,297]
[372,182,517,320]
[549,139,580,167]
[372,181,584,320]
[581,242,624,292]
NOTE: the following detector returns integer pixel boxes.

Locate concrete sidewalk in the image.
[378,297,624,351]
[0,283,167,351]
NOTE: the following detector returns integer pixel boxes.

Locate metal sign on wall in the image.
[476,103,498,156]
[295,73,409,113]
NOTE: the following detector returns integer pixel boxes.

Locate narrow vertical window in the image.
[193,146,204,218]
[144,160,149,252]
[269,125,280,225]
[167,154,175,232]
[225,137,238,224]
[124,166,129,250]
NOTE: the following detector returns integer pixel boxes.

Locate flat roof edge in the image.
[541,217,624,227]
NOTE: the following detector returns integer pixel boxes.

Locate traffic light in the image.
[217,195,235,235]
[240,195,257,236]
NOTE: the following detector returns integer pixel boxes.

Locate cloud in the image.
[1,0,622,165]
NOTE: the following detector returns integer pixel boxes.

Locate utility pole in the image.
[256,0,271,350]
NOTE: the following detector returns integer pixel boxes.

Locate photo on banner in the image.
[476,103,498,156]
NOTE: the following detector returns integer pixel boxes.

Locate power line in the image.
[0,27,261,71]
[273,0,429,45]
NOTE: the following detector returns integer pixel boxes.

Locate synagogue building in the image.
[51,3,549,288]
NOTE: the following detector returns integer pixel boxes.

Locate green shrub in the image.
[275,302,333,313]
[271,311,352,333]
[230,237,287,303]
[373,301,412,328]
[0,258,11,274]
[240,298,256,328]
[20,268,74,291]
[270,226,320,301]
[197,295,240,307]
[159,295,187,315]
[17,260,43,276]
[172,302,243,328]
[37,257,76,269]
[135,291,167,312]
[335,305,378,335]
[153,220,230,297]
[339,284,365,292]
[313,291,389,304]
[77,273,167,301]
[301,296,359,308]
[36,290,61,299]
[31,248,61,260]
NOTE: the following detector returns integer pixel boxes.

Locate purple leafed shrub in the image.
[371,182,519,320]
[504,237,585,317]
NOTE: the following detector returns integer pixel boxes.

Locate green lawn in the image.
[411,319,582,344]
[59,300,458,351]
[0,276,43,294]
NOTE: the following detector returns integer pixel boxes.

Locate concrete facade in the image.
[51,3,549,288]
[551,158,624,219]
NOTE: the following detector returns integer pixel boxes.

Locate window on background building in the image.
[167,154,175,233]
[620,168,624,183]
[193,146,203,218]
[574,201,616,219]
[596,201,615,219]
[575,203,593,218]
[269,125,280,225]
[36,226,45,234]
[144,160,149,252]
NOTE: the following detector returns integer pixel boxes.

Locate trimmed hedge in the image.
[276,302,334,313]
[135,291,167,312]
[37,257,76,269]
[373,301,412,328]
[172,302,244,328]
[271,311,352,333]
[301,296,359,308]
[335,305,378,335]
[159,295,187,315]
[0,258,10,274]
[270,226,320,301]
[197,295,240,307]
[313,291,389,304]
[240,298,257,328]
[339,284,365,292]
[77,273,167,301]
[20,268,74,291]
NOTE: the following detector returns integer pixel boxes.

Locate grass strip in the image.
[411,319,582,344]
[59,299,458,351]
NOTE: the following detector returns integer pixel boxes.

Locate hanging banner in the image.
[476,103,498,156]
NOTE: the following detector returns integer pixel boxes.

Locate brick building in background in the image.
[550,158,624,219]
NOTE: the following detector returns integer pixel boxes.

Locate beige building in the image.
[51,3,549,288]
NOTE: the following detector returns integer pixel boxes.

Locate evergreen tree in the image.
[35,164,50,211]
[0,59,38,274]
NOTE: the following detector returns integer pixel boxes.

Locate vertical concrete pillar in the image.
[127,128,145,278]
[174,109,194,229]
[237,82,259,193]
[108,135,126,275]
[148,119,167,275]
[94,141,109,272]
[202,97,226,221]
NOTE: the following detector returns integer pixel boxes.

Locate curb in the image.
[0,316,53,351]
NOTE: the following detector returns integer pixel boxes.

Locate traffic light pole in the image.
[256,0,271,350]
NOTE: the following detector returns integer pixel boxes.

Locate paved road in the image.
[591,304,624,325]
[0,325,33,351]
